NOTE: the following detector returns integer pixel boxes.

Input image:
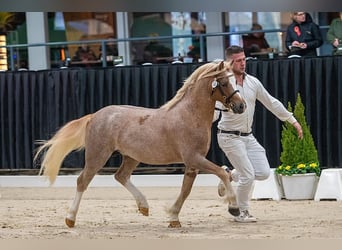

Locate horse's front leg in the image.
[189,157,239,216]
[220,171,240,216]
[166,166,199,228]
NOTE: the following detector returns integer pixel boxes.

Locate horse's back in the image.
[86,105,183,164]
[93,105,160,125]
[89,105,160,135]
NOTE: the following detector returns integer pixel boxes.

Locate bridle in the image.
[211,78,240,108]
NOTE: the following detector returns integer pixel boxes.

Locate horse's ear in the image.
[218,60,224,70]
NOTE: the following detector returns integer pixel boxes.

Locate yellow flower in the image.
[297,163,305,169]
[285,165,291,171]
[310,163,318,168]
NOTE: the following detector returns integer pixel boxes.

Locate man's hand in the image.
[333,38,339,48]
[292,121,303,139]
[292,41,300,47]
[299,42,307,49]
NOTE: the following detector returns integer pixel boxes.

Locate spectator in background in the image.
[326,12,342,56]
[187,22,206,62]
[142,34,173,64]
[18,60,28,71]
[72,45,97,62]
[98,36,119,61]
[285,12,323,57]
[242,23,270,57]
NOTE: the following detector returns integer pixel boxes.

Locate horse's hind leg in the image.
[65,168,96,228]
[65,148,113,228]
[167,166,199,228]
[65,189,83,228]
[114,155,149,216]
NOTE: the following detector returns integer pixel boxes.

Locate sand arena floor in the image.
[1,185,342,239]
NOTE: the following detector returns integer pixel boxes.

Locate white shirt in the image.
[214,73,297,133]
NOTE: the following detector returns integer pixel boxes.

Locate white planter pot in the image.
[280,173,319,200]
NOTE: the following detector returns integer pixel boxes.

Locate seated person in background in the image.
[18,60,28,70]
[72,45,97,62]
[242,23,270,57]
[187,23,206,62]
[326,12,342,55]
[143,40,173,64]
[98,36,119,60]
[285,12,323,57]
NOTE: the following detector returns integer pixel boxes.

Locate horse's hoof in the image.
[139,207,149,216]
[65,218,75,228]
[168,221,182,228]
[228,206,240,216]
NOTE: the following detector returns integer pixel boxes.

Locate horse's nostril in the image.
[231,102,246,114]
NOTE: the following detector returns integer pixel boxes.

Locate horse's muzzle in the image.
[231,102,246,114]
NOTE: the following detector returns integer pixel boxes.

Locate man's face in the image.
[229,52,246,75]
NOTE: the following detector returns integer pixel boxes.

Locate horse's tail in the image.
[34,114,93,184]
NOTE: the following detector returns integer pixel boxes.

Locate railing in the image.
[2,26,330,70]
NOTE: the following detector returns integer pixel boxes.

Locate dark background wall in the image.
[0,56,341,173]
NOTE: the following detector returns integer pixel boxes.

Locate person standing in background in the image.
[327,12,342,55]
[285,12,323,57]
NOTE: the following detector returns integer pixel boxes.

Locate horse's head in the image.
[211,61,246,114]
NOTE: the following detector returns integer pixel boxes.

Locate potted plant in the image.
[275,93,320,200]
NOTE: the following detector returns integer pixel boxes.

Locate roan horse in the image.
[34,61,246,228]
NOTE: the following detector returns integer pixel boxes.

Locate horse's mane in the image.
[161,61,230,111]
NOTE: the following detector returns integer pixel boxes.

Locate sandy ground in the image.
[1,186,342,239]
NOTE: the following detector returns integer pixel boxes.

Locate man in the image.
[213,45,303,223]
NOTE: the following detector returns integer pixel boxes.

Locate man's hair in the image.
[225,45,244,59]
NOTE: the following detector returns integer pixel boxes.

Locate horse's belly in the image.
[120,143,182,165]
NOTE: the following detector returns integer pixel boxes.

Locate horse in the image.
[34,60,246,228]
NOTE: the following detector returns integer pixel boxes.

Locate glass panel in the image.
[257,12,282,51]
[228,12,252,46]
[171,12,192,58]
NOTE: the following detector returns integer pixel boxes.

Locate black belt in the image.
[217,129,252,136]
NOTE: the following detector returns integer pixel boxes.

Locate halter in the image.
[211,79,240,109]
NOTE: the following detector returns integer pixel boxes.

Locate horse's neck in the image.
[178,86,216,124]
